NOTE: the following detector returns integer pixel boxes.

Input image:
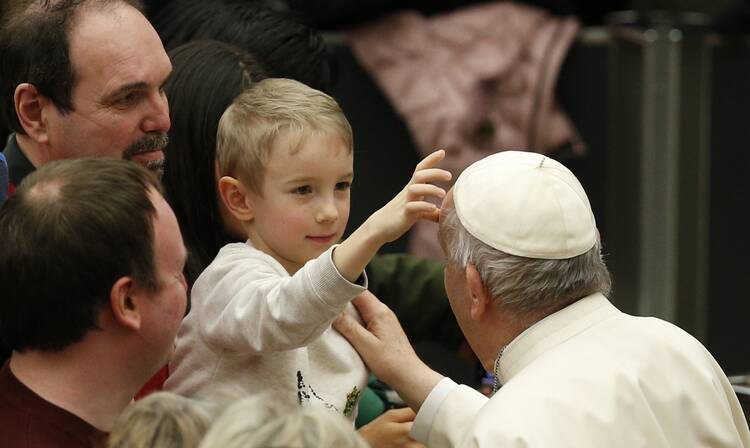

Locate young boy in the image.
[165,78,450,421]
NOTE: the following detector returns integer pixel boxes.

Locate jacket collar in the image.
[497,293,619,384]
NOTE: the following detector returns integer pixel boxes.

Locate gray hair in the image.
[439,206,611,316]
[198,396,368,448]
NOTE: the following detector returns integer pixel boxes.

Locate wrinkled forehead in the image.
[67,4,169,97]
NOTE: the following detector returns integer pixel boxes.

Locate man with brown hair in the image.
[0,0,173,363]
[0,159,188,447]
[0,0,172,194]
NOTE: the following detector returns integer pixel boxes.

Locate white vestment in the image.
[412,293,750,447]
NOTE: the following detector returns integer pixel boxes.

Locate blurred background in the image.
[3,0,747,376]
[283,0,750,374]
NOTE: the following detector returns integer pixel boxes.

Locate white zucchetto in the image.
[453,151,596,259]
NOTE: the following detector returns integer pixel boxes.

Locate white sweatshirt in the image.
[165,242,369,420]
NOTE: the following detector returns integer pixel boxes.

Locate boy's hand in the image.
[358,407,425,448]
[332,150,450,283]
[367,150,451,244]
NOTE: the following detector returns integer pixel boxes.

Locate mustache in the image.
[122,133,169,160]
[146,158,166,179]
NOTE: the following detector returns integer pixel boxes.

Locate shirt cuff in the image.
[327,244,369,288]
[306,245,369,310]
[410,377,458,443]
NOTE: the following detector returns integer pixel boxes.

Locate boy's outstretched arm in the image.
[333,150,450,283]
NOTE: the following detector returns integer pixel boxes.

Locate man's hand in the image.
[334,291,444,410]
[358,407,425,448]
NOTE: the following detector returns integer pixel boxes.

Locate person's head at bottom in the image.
[108,391,214,448]
[198,396,369,448]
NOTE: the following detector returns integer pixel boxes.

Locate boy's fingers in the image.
[422,208,440,223]
[414,149,446,171]
[411,168,451,184]
[407,184,445,200]
[405,202,438,215]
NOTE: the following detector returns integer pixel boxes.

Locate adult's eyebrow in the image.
[102,82,147,103]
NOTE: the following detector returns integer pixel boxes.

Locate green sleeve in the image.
[366,253,463,350]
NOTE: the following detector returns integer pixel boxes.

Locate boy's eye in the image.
[293,185,312,195]
[335,181,351,191]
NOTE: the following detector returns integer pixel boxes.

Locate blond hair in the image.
[108,392,214,448]
[216,77,353,194]
[198,396,368,448]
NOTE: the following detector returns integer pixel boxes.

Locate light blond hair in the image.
[216,77,353,195]
[107,392,214,448]
[198,396,368,448]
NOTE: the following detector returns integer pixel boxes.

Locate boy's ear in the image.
[218,176,254,222]
[15,83,50,144]
[466,264,490,321]
[109,277,141,331]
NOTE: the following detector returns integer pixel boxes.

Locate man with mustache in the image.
[0,0,172,363]
[0,0,172,193]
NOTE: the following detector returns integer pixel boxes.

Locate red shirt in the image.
[134,364,169,400]
[0,361,107,448]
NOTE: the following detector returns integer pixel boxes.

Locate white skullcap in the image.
[452,151,597,259]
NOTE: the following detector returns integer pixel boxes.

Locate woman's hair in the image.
[440,205,612,316]
[153,0,332,92]
[198,397,368,448]
[161,39,266,286]
[108,392,214,448]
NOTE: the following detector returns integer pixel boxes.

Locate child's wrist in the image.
[361,214,390,248]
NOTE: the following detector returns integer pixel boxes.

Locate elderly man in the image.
[0,0,171,194]
[335,151,750,447]
[0,159,188,447]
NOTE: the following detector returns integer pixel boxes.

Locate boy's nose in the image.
[315,202,339,224]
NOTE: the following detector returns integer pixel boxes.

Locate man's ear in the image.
[14,83,50,144]
[109,277,141,330]
[466,264,490,321]
[218,176,254,222]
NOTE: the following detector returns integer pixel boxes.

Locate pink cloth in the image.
[347,2,582,260]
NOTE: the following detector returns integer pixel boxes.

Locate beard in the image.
[123,132,169,178]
